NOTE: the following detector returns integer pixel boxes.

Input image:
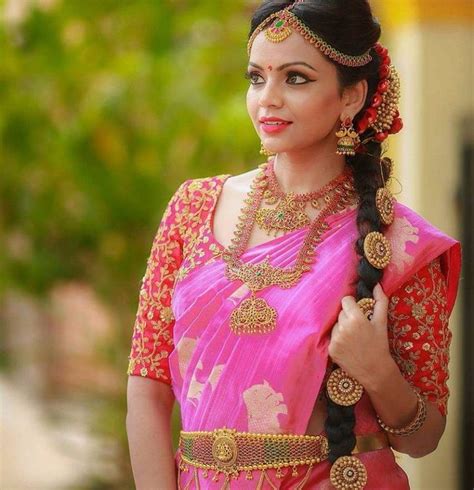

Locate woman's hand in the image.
[329,283,447,459]
[328,283,394,388]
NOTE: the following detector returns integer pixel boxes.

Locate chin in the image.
[262,142,299,154]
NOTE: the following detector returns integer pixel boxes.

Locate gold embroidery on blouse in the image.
[127,180,185,381]
[387,259,451,413]
[128,175,230,381]
[176,175,231,281]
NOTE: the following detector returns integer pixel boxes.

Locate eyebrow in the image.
[248,61,319,73]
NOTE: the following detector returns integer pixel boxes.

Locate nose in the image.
[258,79,283,109]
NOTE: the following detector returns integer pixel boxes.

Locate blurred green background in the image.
[1,0,260,487]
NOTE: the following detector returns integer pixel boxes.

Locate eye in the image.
[244,70,314,86]
[244,70,264,85]
[287,71,311,85]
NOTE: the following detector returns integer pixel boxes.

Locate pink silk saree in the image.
[133,174,461,489]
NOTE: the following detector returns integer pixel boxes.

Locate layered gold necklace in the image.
[222,160,357,335]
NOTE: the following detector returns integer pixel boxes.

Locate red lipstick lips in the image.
[259,116,292,134]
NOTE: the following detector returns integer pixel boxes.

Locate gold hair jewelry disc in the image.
[326,368,364,406]
[330,455,368,490]
[363,231,392,269]
[357,298,376,320]
[376,187,395,225]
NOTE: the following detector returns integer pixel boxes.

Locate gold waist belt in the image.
[178,427,389,478]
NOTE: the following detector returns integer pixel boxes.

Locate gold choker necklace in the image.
[256,158,352,236]
[222,161,357,335]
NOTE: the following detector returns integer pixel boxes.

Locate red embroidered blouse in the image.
[127,177,452,417]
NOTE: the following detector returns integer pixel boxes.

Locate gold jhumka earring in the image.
[336,116,361,156]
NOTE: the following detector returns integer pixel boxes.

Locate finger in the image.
[338,308,349,324]
[331,322,341,338]
[341,296,358,314]
[372,283,389,325]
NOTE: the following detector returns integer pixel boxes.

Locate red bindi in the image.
[267,65,273,71]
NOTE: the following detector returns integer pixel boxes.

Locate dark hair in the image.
[249,0,391,463]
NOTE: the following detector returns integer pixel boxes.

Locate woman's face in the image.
[246,29,346,154]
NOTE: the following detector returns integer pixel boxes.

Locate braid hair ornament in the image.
[355,43,403,150]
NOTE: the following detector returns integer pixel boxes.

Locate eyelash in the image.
[244,70,314,85]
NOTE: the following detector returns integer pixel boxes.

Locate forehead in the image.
[249,29,333,71]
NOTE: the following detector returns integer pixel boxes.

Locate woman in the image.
[126,1,462,488]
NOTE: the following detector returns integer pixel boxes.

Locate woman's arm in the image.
[363,357,445,457]
[126,181,190,487]
[329,258,452,458]
[126,376,177,489]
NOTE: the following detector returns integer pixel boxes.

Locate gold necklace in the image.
[222,162,357,335]
[256,157,349,236]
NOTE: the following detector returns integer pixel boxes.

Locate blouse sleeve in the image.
[387,257,452,416]
[126,180,189,385]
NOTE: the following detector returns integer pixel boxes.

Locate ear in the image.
[341,79,368,119]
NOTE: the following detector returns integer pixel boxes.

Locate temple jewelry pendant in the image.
[255,193,310,236]
[229,292,277,335]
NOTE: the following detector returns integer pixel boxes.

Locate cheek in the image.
[291,92,342,138]
[246,89,258,120]
[296,91,340,121]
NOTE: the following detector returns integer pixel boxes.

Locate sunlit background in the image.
[1,1,472,488]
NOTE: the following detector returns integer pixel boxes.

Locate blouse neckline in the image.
[205,173,358,257]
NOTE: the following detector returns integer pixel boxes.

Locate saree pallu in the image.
[162,178,461,489]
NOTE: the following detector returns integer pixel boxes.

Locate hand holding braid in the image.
[329,283,393,387]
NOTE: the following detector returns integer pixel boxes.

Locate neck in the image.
[272,143,347,194]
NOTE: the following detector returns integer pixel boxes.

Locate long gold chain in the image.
[222,161,357,335]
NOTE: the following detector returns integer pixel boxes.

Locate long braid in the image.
[324,139,386,462]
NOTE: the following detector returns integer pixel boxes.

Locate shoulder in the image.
[174,173,229,200]
[175,166,261,203]
[386,200,460,259]
[165,174,231,217]
[382,200,461,311]
[390,201,456,243]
